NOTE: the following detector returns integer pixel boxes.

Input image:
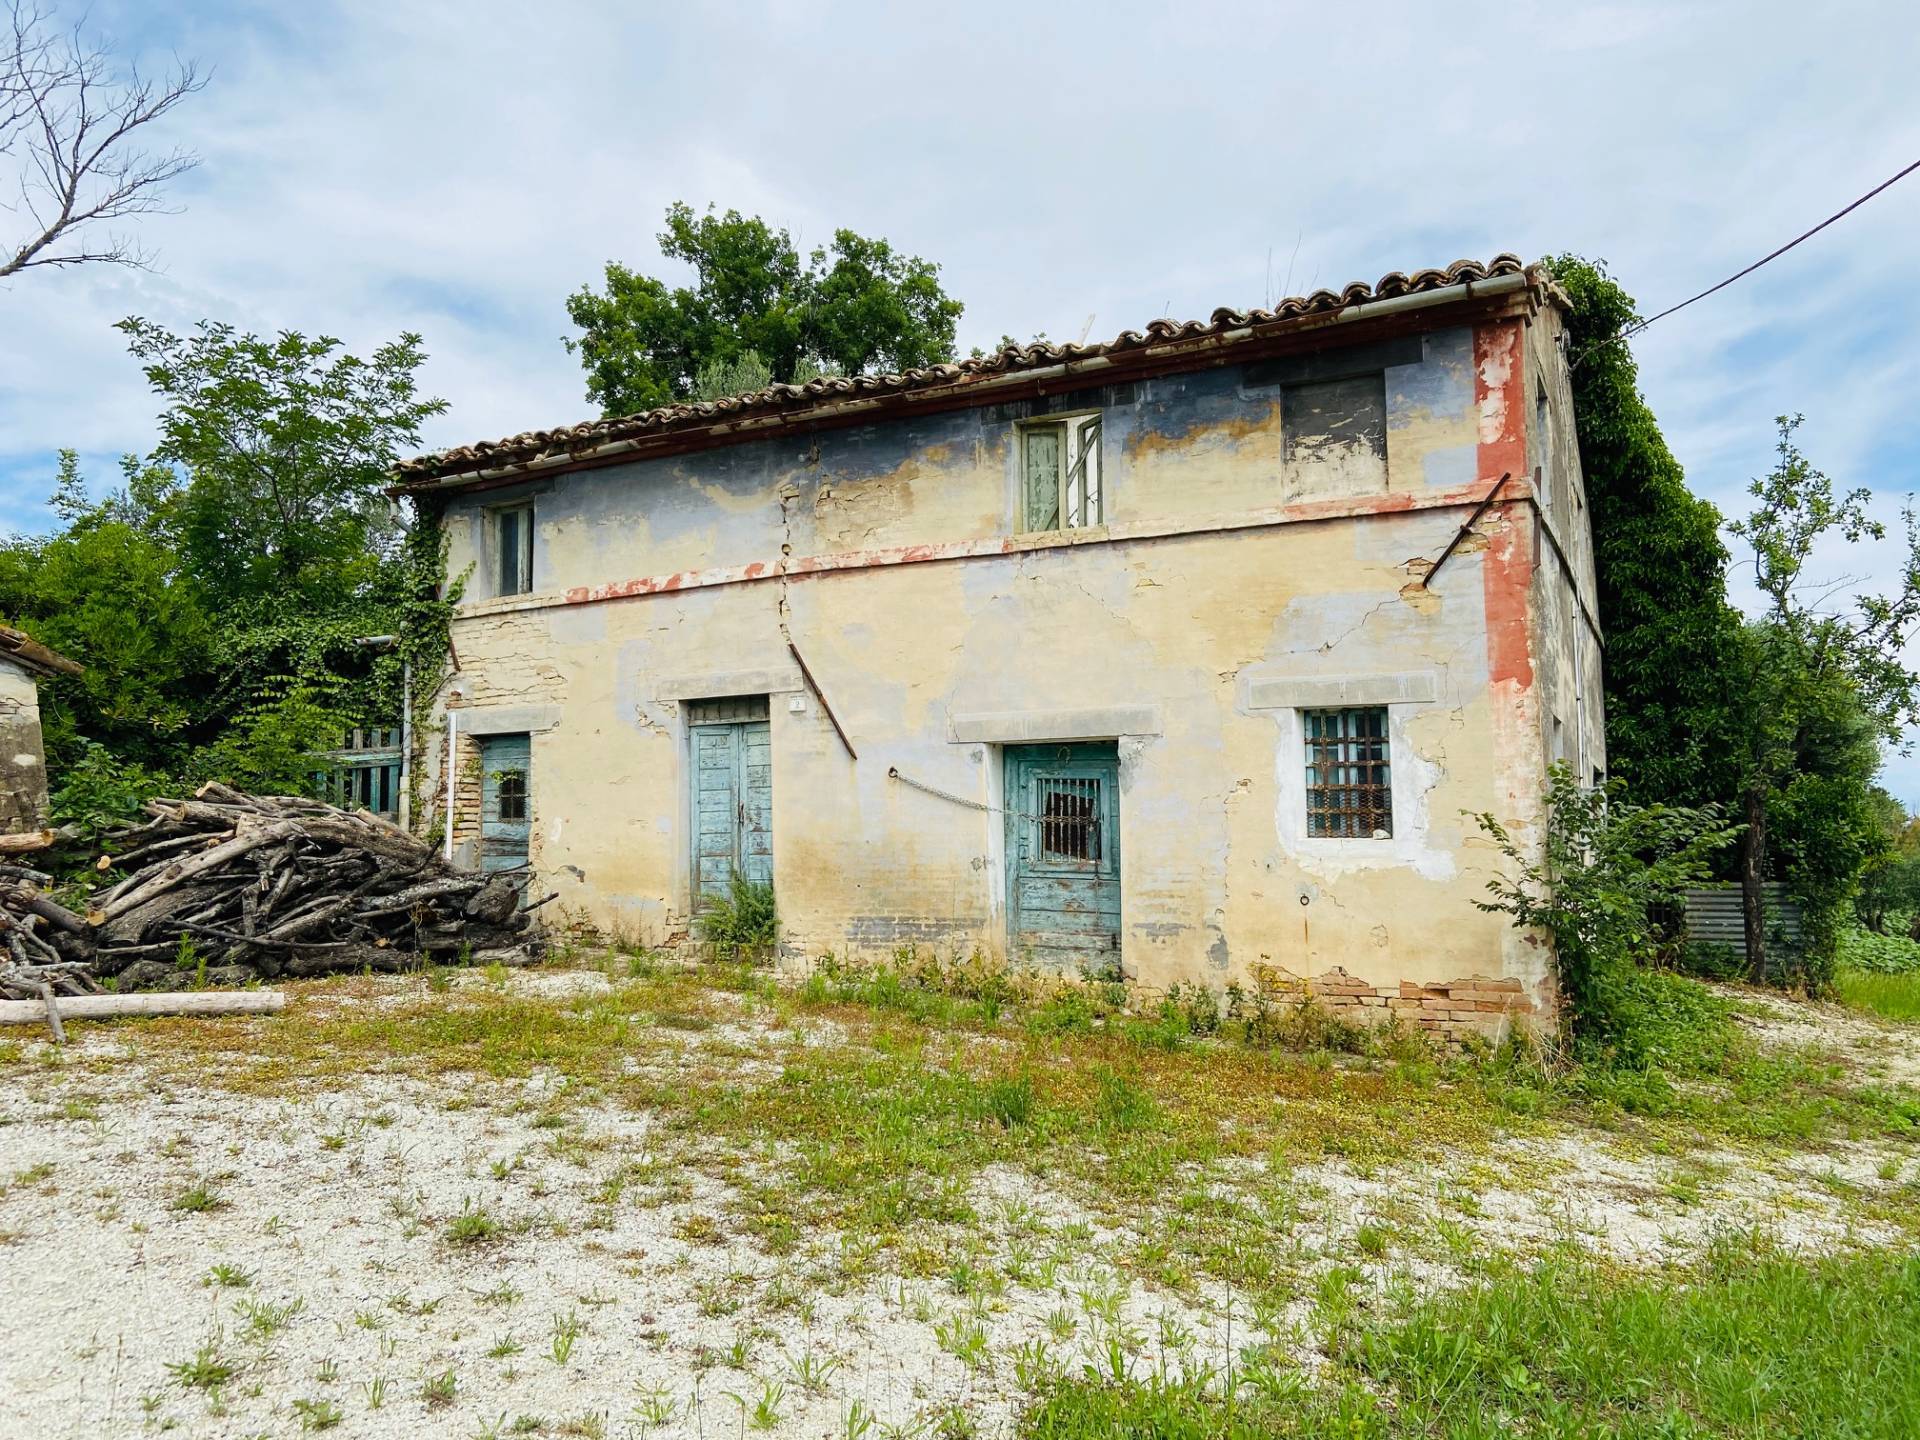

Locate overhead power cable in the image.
[1574,156,1920,367]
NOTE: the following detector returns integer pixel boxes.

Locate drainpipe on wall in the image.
[399,659,412,831]
[443,699,459,864]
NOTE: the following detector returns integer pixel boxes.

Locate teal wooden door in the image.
[690,701,773,901]
[1005,742,1121,972]
[478,733,531,873]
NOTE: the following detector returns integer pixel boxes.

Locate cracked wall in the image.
[426,314,1597,1035]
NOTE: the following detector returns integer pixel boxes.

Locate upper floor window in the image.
[1281,375,1387,476]
[1020,414,1103,532]
[1303,706,1392,839]
[494,503,534,596]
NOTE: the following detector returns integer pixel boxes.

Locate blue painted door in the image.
[478,733,531,873]
[690,708,773,901]
[1005,742,1121,972]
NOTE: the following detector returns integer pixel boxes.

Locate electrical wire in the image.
[1573,156,1920,367]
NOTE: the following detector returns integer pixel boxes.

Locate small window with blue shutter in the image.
[1018,414,1103,532]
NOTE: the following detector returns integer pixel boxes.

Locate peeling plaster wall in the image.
[427,313,1590,1032]
[0,661,50,834]
[1520,304,1607,793]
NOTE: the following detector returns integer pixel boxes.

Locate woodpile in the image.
[0,782,548,996]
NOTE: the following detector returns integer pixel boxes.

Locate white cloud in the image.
[4,0,1919,784]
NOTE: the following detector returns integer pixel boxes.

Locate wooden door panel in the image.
[1005,742,1121,971]
[478,733,531,874]
[690,717,774,899]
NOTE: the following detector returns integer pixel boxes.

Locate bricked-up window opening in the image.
[1304,707,1392,838]
[1281,375,1387,468]
[495,770,528,822]
[1020,414,1103,532]
[496,503,534,596]
[1037,776,1102,863]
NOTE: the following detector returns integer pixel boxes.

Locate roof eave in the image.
[0,626,82,678]
[396,265,1542,497]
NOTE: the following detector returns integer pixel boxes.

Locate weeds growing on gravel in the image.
[1024,1238,1920,1438]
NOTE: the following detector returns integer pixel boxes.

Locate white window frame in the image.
[1301,705,1394,840]
[1256,682,1450,879]
[1016,412,1104,533]
[491,502,534,597]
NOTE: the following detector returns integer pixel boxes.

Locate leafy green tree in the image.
[3,321,451,800]
[1547,257,1745,814]
[115,319,445,605]
[1855,790,1920,934]
[690,348,774,403]
[1727,417,1920,987]
[565,202,963,415]
[0,452,212,771]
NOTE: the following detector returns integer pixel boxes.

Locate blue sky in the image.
[4,1,1919,795]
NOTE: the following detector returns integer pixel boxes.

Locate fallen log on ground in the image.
[0,990,286,1025]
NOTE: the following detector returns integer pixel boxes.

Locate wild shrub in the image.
[1224,965,1370,1054]
[1838,924,1920,975]
[698,872,777,959]
[1475,763,1738,1065]
[1161,982,1221,1036]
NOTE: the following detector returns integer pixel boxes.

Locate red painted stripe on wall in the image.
[1474,320,1534,691]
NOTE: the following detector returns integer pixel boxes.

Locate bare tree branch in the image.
[0,2,204,281]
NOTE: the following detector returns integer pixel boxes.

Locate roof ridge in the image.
[398,253,1532,484]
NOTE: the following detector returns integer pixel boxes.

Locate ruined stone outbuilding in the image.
[0,626,81,838]
[395,255,1603,1044]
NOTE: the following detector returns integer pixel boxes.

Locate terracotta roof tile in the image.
[0,625,81,678]
[398,254,1530,485]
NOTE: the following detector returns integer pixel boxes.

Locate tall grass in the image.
[1837,968,1920,1021]
[1023,1240,1920,1438]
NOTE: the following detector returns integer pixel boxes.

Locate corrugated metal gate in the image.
[689,696,773,901]
[1005,741,1121,971]
[1682,882,1802,958]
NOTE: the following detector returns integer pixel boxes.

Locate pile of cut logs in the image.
[0,782,547,999]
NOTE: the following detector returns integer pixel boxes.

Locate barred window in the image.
[1304,707,1392,838]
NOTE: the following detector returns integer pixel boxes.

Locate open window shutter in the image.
[1022,426,1063,531]
[497,509,521,594]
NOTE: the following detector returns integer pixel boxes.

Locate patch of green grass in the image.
[1022,1239,1920,1438]
[445,1198,501,1246]
[1837,966,1920,1021]
[170,1179,227,1213]
[165,1335,237,1391]
[291,1396,344,1431]
[421,1369,458,1408]
[236,1296,304,1342]
[110,954,1920,1313]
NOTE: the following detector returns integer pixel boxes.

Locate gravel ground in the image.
[0,970,1912,1438]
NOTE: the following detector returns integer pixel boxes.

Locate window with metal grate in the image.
[1303,706,1392,839]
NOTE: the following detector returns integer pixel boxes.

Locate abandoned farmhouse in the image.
[394,254,1603,1042]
